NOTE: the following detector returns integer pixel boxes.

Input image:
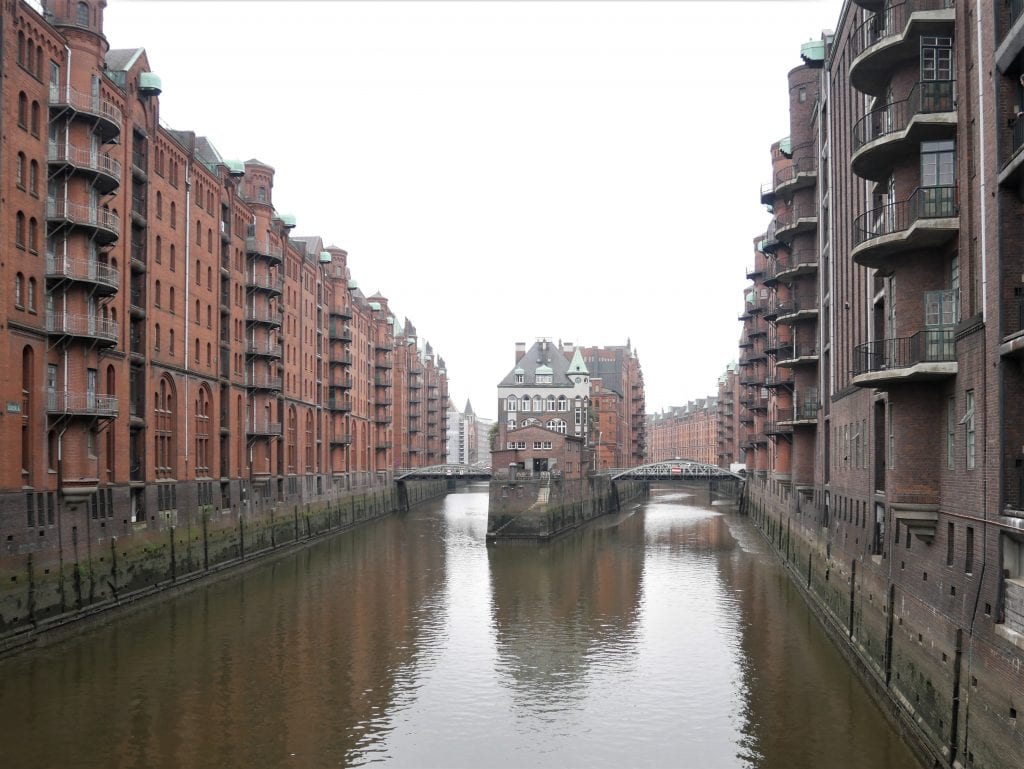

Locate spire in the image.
[464,399,475,416]
[568,346,589,375]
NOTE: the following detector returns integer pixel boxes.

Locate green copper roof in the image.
[280,213,296,228]
[139,72,162,93]
[800,40,825,63]
[348,280,358,290]
[319,250,332,263]
[779,136,792,156]
[536,364,553,375]
[225,159,245,176]
[567,347,589,375]
[368,301,381,311]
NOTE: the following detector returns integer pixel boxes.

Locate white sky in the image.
[95,0,842,421]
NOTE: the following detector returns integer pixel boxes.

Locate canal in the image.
[0,486,919,769]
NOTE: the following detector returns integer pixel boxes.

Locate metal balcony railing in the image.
[46,200,120,236]
[244,374,282,390]
[850,0,955,61]
[246,340,282,357]
[774,156,818,187]
[244,237,283,262]
[247,421,282,436]
[48,142,122,183]
[45,255,119,291]
[46,391,118,416]
[46,312,118,342]
[245,308,282,325]
[247,273,283,293]
[48,83,123,129]
[853,186,957,246]
[853,81,955,150]
[854,329,956,375]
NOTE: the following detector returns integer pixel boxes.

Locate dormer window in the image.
[515,373,523,384]
[536,374,552,384]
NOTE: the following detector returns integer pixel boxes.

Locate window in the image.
[507,418,515,431]
[920,140,955,214]
[169,328,175,356]
[169,287,175,314]
[15,212,25,249]
[18,92,27,128]
[29,160,38,196]
[170,244,176,271]
[170,202,176,228]
[156,191,163,219]
[76,1,90,26]
[27,278,36,312]
[964,390,975,469]
[154,280,162,307]
[965,526,974,574]
[558,396,568,411]
[15,273,24,308]
[28,218,37,253]
[947,522,955,566]
[16,153,25,189]
[514,373,524,384]
[30,101,39,136]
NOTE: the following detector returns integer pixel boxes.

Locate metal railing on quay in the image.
[853,80,955,150]
[853,328,956,375]
[853,186,957,246]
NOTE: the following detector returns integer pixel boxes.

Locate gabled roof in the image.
[568,347,589,376]
[498,339,575,387]
[106,48,145,72]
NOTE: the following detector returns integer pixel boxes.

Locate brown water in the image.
[0,486,919,768]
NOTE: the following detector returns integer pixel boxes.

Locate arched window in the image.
[558,396,568,412]
[532,395,543,412]
[207,266,212,289]
[207,228,213,252]
[546,419,567,435]
[17,32,24,65]
[76,1,90,27]
[15,212,25,248]
[520,397,530,413]
[35,47,42,79]
[22,347,34,480]
[29,160,38,195]
[155,235,162,263]
[206,304,212,328]
[206,342,211,367]
[28,218,37,252]
[195,258,200,281]
[27,278,36,311]
[196,223,201,246]
[156,191,163,219]
[305,411,314,471]
[169,328,175,356]
[195,385,210,477]
[16,153,25,188]
[17,92,27,128]
[194,336,199,361]
[287,406,297,473]
[195,298,200,321]
[170,244,176,270]
[170,202,176,228]
[14,273,24,307]
[168,286,175,313]
[154,280,162,307]
[546,395,556,411]
[154,323,161,350]
[30,101,39,136]
[155,375,177,479]
[506,396,517,412]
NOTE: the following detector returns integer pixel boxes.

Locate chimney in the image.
[515,342,526,363]
[563,341,574,355]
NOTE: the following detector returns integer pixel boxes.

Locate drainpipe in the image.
[183,162,191,471]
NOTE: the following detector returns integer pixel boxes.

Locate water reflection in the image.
[0,486,919,769]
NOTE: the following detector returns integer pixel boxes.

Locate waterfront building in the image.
[447,400,492,467]
[579,344,646,468]
[1,0,448,548]
[492,339,592,478]
[737,5,1024,765]
[646,398,718,466]
[715,362,742,470]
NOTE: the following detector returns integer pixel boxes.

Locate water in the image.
[0,486,919,768]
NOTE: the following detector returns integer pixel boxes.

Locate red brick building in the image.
[735,6,1024,765]
[1,0,447,545]
[579,344,646,468]
[646,398,718,466]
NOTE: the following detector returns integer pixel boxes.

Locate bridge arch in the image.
[610,459,744,482]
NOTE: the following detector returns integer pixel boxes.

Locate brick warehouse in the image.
[734,1,1024,766]
[0,0,448,633]
[646,397,719,466]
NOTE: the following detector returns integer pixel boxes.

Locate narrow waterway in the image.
[0,487,919,768]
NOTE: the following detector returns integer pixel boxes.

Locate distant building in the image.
[492,339,591,478]
[446,399,493,466]
[715,363,741,470]
[646,398,718,466]
[580,343,646,468]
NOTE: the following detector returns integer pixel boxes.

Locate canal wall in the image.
[486,474,646,542]
[744,478,1022,769]
[0,478,447,656]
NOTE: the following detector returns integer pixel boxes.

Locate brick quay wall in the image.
[0,478,448,656]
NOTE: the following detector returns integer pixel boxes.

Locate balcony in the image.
[746,263,763,280]
[760,220,780,254]
[996,0,1024,73]
[330,351,353,366]
[329,321,352,341]
[330,304,353,320]
[760,180,775,206]
[768,250,818,285]
[765,420,794,438]
[327,395,352,412]
[764,372,795,389]
[47,143,122,193]
[45,255,119,294]
[849,0,955,96]
[852,81,956,181]
[853,328,957,387]
[852,186,958,270]
[374,357,393,370]
[774,204,817,244]
[244,374,283,391]
[375,375,391,387]
[777,343,820,368]
[374,414,393,425]
[46,391,118,418]
[46,312,118,345]
[246,340,283,358]
[46,200,120,244]
[245,236,283,264]
[778,399,820,426]
[773,292,819,325]
[245,307,283,327]
[247,421,282,437]
[246,273,283,295]
[330,433,352,446]
[330,374,353,390]
[376,441,393,451]
[48,83,122,141]
[774,156,818,199]
[1000,114,1024,190]
[1000,291,1024,359]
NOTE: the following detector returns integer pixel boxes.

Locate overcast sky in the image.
[94,0,842,420]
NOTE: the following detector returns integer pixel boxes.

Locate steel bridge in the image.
[395,463,493,481]
[608,460,745,482]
